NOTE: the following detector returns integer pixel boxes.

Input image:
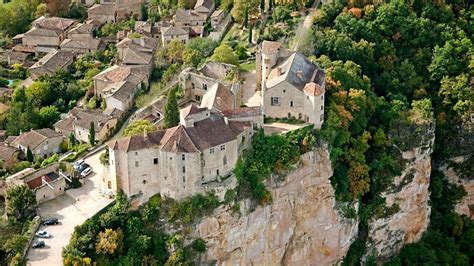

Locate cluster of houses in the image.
[104,41,326,202]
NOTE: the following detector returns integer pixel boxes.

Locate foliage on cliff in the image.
[234,126,317,204]
[311,0,473,263]
[63,191,215,265]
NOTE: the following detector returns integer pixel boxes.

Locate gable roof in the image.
[108,130,166,152]
[0,145,19,162]
[200,82,234,111]
[74,109,116,132]
[261,41,282,55]
[162,26,189,36]
[94,65,149,84]
[194,0,214,10]
[29,50,75,75]
[32,16,75,31]
[25,27,62,37]
[117,37,158,65]
[175,8,207,23]
[60,38,102,50]
[266,52,323,91]
[68,23,95,35]
[103,80,138,102]
[180,104,207,119]
[12,128,62,150]
[87,3,117,15]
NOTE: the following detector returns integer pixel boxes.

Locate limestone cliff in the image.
[193,148,359,265]
[365,127,435,260]
[442,156,474,219]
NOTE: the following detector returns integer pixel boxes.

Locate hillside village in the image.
[0,0,472,265]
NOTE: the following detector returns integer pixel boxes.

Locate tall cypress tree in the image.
[89,121,95,146]
[249,24,253,44]
[26,147,34,163]
[243,7,248,28]
[164,87,180,128]
[260,0,265,13]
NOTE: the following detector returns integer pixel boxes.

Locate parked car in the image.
[73,159,85,171]
[32,240,45,249]
[80,167,92,177]
[42,218,59,225]
[35,230,51,238]
[77,163,90,173]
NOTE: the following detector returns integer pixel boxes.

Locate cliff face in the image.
[443,156,474,219]
[365,129,435,260]
[194,148,359,265]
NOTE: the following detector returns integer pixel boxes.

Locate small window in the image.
[321,95,324,100]
[271,97,280,106]
[223,155,227,165]
[182,154,185,161]
[216,169,219,176]
[290,101,294,107]
[210,148,214,154]
[142,180,147,184]
[220,145,225,151]
[307,96,309,99]
[191,82,195,89]
[182,176,185,182]
[201,176,204,180]
[170,157,172,160]
[135,161,139,167]
[153,158,158,164]
[135,152,138,155]
[182,166,186,173]
[195,95,201,101]
[321,105,324,110]
[283,90,286,93]
[203,84,207,90]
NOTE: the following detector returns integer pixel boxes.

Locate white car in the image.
[35,230,50,238]
[73,159,85,171]
[80,167,92,177]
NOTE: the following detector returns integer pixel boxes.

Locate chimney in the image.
[296,70,304,79]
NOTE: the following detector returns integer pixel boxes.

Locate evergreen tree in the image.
[260,0,265,13]
[89,121,95,146]
[26,147,34,163]
[269,0,273,11]
[68,133,77,149]
[164,87,180,128]
[243,7,248,28]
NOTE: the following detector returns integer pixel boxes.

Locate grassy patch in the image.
[240,62,256,72]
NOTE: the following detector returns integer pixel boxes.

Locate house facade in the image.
[161,26,189,47]
[11,129,64,158]
[106,106,252,201]
[258,41,326,128]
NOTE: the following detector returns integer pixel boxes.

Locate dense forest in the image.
[307,0,473,263]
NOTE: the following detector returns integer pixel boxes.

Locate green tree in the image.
[248,24,253,44]
[89,121,95,146]
[243,7,248,28]
[231,0,258,23]
[6,87,38,136]
[164,88,180,128]
[38,106,60,128]
[183,48,201,67]
[6,185,37,225]
[123,120,158,137]
[4,234,27,259]
[26,147,34,163]
[211,44,239,66]
[68,133,77,149]
[178,0,196,8]
[95,228,124,255]
[166,39,186,63]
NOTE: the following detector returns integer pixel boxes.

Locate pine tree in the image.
[26,147,34,163]
[164,87,180,128]
[89,121,95,146]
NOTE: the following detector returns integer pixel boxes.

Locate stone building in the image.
[161,26,189,47]
[87,0,144,24]
[67,22,97,40]
[179,61,241,107]
[29,49,75,80]
[106,105,253,201]
[11,128,64,158]
[116,37,158,74]
[60,38,105,54]
[258,41,326,128]
[20,16,76,53]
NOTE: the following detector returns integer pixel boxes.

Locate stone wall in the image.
[193,148,359,265]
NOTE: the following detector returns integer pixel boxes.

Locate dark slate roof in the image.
[29,50,75,75]
[12,128,62,150]
[108,130,166,152]
[33,16,75,31]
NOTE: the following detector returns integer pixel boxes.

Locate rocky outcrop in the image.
[443,156,474,219]
[194,148,358,265]
[365,130,435,260]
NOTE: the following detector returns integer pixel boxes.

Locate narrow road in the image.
[291,0,320,51]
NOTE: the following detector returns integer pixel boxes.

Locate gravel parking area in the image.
[26,151,112,266]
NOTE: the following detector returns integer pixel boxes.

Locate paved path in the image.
[26,152,113,266]
[291,1,320,50]
[241,70,261,107]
